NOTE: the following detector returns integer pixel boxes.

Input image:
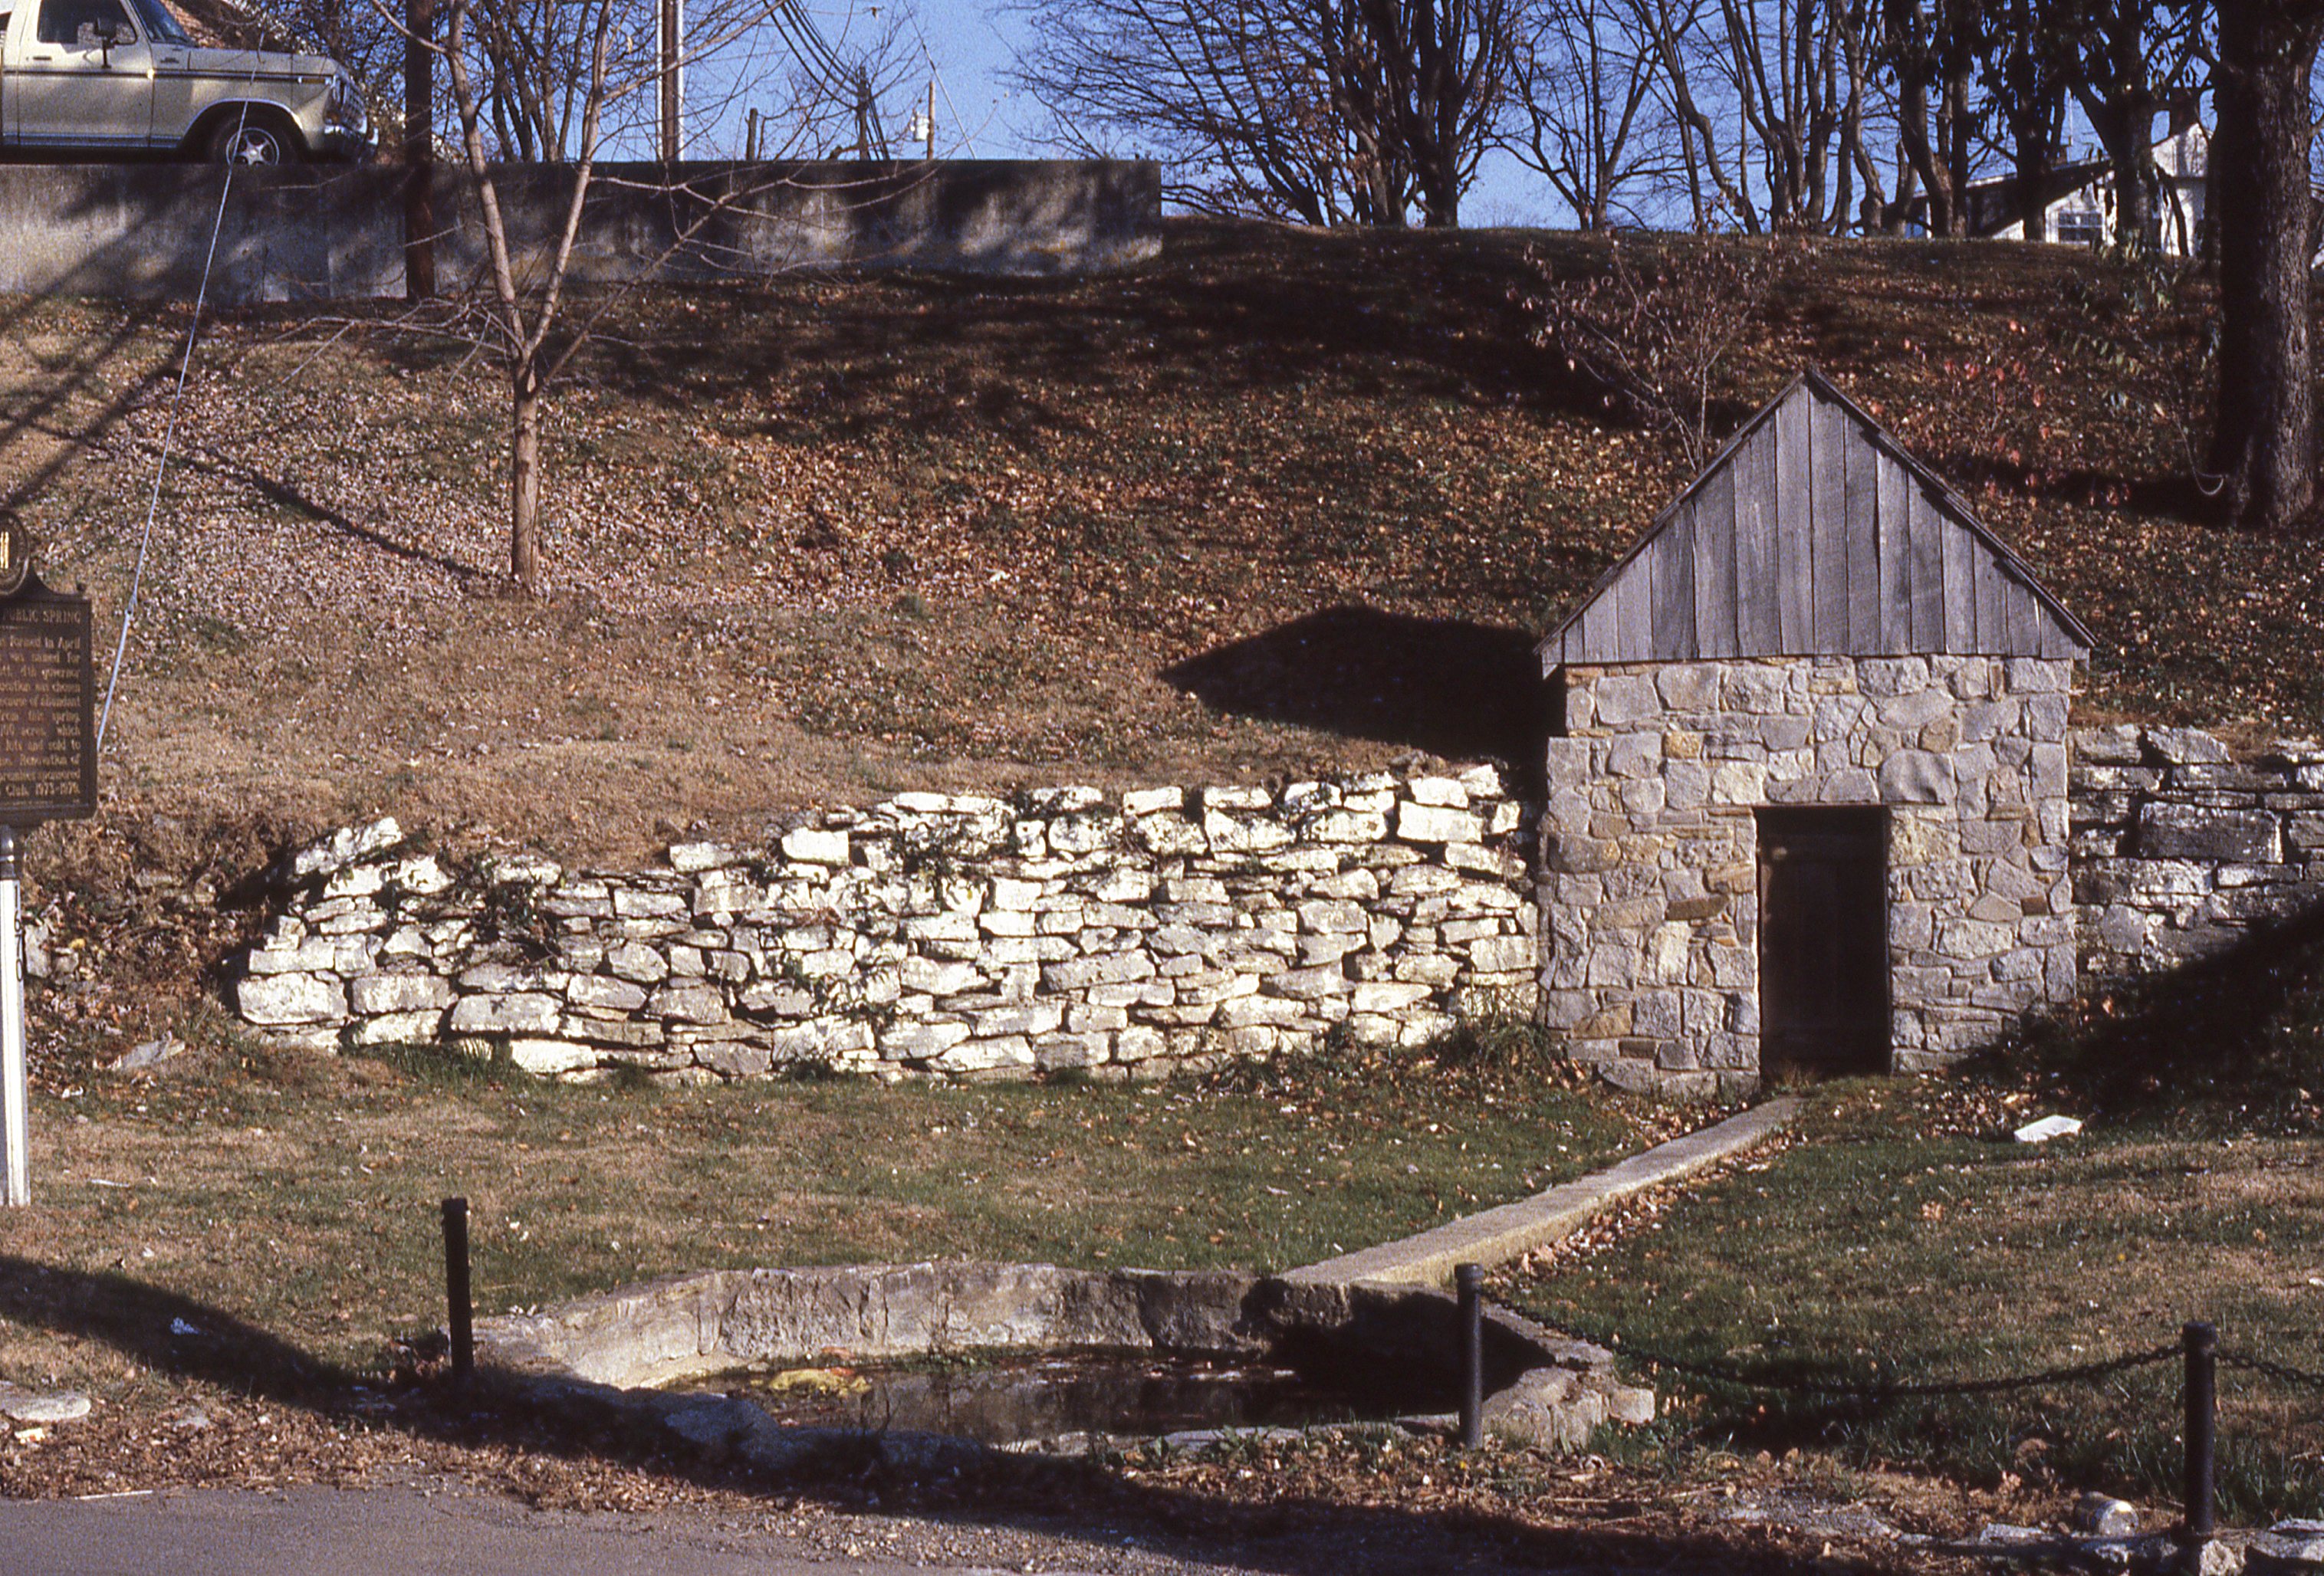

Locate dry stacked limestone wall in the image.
[232,769,1537,1082]
[2073,724,2324,977]
[224,717,2324,1095]
[1540,655,2079,1098]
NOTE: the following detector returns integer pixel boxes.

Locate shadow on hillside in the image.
[0,1254,1886,1574]
[168,442,482,583]
[1162,606,1550,785]
[1921,455,2226,528]
[0,1256,344,1405]
[584,220,1622,444]
[0,304,176,520]
[2008,893,2324,1121]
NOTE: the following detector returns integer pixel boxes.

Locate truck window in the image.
[123,0,186,46]
[36,0,131,44]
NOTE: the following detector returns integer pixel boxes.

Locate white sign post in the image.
[0,826,27,1207]
[0,542,100,1209]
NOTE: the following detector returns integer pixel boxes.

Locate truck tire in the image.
[207,113,303,166]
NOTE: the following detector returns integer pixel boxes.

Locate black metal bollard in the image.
[2184,1321,2217,1542]
[1456,1262,1484,1449]
[442,1197,473,1382]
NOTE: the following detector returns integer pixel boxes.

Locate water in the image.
[720,1350,1424,1445]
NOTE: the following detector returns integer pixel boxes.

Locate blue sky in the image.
[751,2,2168,230]
[796,0,1565,222]
[896,0,1026,158]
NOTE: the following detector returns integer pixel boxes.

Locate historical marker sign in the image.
[0,521,31,601]
[0,579,95,824]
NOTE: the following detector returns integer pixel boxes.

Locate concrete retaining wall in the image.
[230,767,1538,1082]
[476,1260,1653,1453]
[0,159,1160,301]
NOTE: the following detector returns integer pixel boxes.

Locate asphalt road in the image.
[0,1484,1228,1576]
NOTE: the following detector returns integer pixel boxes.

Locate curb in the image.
[1281,1096,1803,1289]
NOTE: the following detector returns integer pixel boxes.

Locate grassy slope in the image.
[1501,1078,2324,1520]
[0,1044,1647,1383]
[1,224,2296,877]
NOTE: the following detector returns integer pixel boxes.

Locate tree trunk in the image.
[2112,138,2152,251]
[1897,74,1953,235]
[1940,57,1973,232]
[2208,0,2324,530]
[2010,135,2050,239]
[2006,78,2059,241]
[511,366,544,592]
[2088,104,2157,251]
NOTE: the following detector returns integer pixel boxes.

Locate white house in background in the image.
[1942,115,2208,255]
[1986,122,2207,254]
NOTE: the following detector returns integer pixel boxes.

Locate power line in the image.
[99,101,263,757]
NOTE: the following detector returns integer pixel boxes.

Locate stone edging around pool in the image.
[475,1261,1654,1465]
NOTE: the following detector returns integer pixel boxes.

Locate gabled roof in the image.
[1538,370,2093,672]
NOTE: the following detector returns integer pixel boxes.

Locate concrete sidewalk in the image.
[1284,1098,1802,1288]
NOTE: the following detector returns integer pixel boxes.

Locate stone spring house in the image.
[1533,371,2093,1099]
[226,371,2153,1102]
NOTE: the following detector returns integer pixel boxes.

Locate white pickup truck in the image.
[0,0,370,163]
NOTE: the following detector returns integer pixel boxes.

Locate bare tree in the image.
[1980,0,2073,238]
[1880,0,1985,235]
[1011,0,1511,225]
[749,2,925,157]
[1530,234,1782,465]
[2046,0,2209,253]
[1831,0,1892,228]
[1727,0,1876,230]
[1621,0,1879,232]
[436,0,618,587]
[1009,0,1428,223]
[456,0,647,160]
[1504,0,1671,226]
[1357,0,1518,225]
[1626,0,1757,226]
[382,0,910,591]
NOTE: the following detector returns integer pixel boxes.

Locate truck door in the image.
[8,0,153,150]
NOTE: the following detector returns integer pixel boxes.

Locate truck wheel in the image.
[209,115,302,165]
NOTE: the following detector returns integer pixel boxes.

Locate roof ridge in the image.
[1537,369,2094,664]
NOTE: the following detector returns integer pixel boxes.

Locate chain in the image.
[2220,1349,2324,1390]
[1486,1289,2179,1400]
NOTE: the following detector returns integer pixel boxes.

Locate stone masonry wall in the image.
[1540,655,2079,1098]
[2073,724,2324,977]
[232,769,1537,1082]
[223,717,2324,1094]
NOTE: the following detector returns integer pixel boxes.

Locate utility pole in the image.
[657,0,682,163]
[403,0,434,300]
[851,65,882,157]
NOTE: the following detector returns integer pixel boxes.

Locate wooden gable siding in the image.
[1543,374,2092,669]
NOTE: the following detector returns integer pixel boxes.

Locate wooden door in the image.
[1756,807,1888,1077]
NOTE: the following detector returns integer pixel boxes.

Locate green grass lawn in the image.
[1499,1077,2324,1522]
[1,1039,1652,1393]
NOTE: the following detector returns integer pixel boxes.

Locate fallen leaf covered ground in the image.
[0,220,2282,1080]
[0,219,2307,1554]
